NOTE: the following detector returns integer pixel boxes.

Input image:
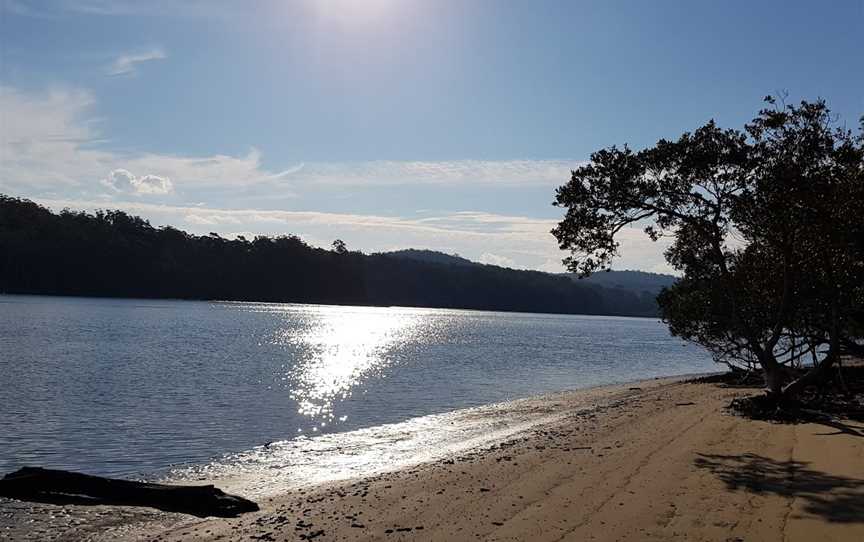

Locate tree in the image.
[552,97,864,401]
[331,239,348,255]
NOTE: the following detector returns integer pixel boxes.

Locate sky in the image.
[1,0,862,273]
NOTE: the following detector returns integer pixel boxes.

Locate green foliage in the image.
[331,239,349,255]
[553,97,864,395]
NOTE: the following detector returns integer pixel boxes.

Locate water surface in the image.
[0,295,714,478]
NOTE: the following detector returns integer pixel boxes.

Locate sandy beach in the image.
[3,375,863,542]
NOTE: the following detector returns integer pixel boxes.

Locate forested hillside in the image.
[0,196,663,317]
[575,270,676,295]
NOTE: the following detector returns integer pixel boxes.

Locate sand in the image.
[3,376,863,541]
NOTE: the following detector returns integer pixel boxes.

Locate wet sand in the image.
[3,376,863,541]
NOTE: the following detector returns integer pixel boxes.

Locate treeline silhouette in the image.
[0,196,662,316]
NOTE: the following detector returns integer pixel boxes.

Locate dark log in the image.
[0,467,259,518]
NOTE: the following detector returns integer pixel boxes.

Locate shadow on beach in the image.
[694,453,864,524]
[692,366,864,435]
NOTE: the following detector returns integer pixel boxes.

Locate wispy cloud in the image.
[106,48,166,76]
[0,82,672,273]
[272,159,582,187]
[0,84,287,198]
[2,0,55,18]
[3,1,232,19]
[0,83,580,200]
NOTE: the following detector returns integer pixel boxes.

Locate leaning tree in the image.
[552,98,864,401]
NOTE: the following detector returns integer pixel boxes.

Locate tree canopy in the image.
[553,98,864,400]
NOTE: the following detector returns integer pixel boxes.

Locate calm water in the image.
[0,295,714,479]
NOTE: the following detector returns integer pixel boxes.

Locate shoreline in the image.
[165,375,702,499]
[4,374,863,541]
[0,293,664,321]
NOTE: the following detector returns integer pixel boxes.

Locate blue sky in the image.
[1,0,862,272]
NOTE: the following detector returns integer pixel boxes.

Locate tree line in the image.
[0,196,661,317]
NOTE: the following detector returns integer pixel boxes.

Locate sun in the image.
[312,0,404,27]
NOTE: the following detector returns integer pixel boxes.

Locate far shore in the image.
[3,375,863,541]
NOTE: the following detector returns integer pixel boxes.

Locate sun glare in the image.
[272,306,419,425]
[312,0,404,27]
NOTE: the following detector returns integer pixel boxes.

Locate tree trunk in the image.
[758,350,786,397]
[763,363,785,397]
[782,351,838,399]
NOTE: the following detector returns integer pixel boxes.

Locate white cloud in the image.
[0,85,289,198]
[102,168,173,195]
[121,148,286,187]
[0,85,106,191]
[275,159,581,187]
[106,48,166,76]
[0,84,578,198]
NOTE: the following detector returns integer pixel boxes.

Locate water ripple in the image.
[0,296,714,478]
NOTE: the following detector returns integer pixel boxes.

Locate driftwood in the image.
[0,467,259,518]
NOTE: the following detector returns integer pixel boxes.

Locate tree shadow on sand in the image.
[694,367,864,434]
[694,453,864,523]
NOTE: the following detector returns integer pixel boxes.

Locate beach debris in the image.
[675,402,696,406]
[0,467,259,518]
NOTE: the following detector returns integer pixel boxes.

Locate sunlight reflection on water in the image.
[173,391,583,497]
[270,306,421,426]
[1,296,715,478]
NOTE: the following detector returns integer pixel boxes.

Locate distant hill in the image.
[379,249,675,315]
[573,270,677,295]
[382,249,677,296]
[379,249,475,267]
[0,195,668,318]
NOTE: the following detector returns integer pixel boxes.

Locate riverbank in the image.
[3,375,863,541]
